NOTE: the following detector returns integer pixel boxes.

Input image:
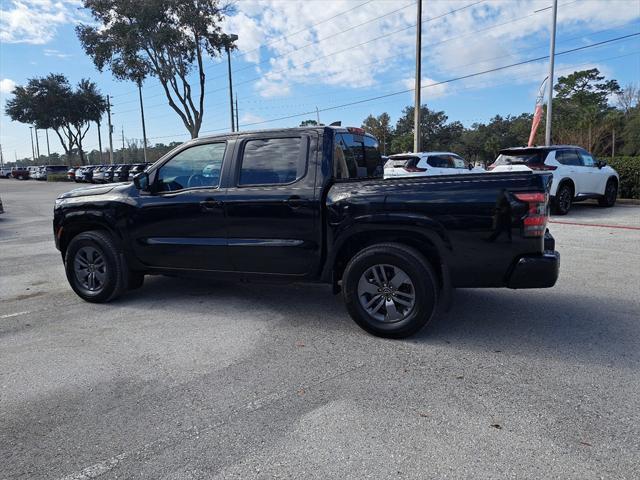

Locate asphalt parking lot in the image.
[1,180,639,480]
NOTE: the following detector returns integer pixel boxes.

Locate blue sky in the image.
[1,0,639,161]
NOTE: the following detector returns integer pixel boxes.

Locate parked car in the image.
[488,145,619,214]
[102,165,120,183]
[91,166,107,183]
[1,167,12,178]
[67,167,79,181]
[27,166,41,179]
[54,126,560,338]
[83,166,100,183]
[114,164,133,182]
[127,163,150,181]
[40,165,69,181]
[11,167,29,180]
[0,195,4,214]
[384,152,484,178]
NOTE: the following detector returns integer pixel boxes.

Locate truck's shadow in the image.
[123,275,638,368]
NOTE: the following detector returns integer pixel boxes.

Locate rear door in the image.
[223,132,321,276]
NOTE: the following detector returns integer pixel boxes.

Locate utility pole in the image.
[138,82,148,163]
[545,0,558,146]
[34,129,41,161]
[225,33,239,132]
[121,126,126,163]
[29,127,35,162]
[106,95,114,165]
[235,95,239,132]
[45,129,51,160]
[413,0,422,153]
[0,143,4,169]
[97,120,103,165]
[316,106,320,125]
[612,129,615,159]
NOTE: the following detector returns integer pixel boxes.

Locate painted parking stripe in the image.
[0,311,30,319]
[549,220,640,231]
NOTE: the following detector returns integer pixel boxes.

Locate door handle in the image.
[200,198,223,211]
[286,195,304,208]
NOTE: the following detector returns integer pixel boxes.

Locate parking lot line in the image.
[0,311,31,319]
[549,220,640,231]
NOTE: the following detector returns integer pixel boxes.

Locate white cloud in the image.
[227,0,640,99]
[0,0,82,45]
[239,112,266,126]
[43,48,72,59]
[0,78,17,94]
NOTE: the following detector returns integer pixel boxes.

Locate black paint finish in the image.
[54,126,559,290]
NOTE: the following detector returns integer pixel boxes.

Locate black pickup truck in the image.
[54,126,559,338]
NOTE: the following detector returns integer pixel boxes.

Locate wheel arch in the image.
[326,227,449,291]
[557,177,576,197]
[58,217,122,258]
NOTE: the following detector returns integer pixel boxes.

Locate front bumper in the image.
[507,250,560,289]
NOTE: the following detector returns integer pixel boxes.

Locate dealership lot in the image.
[1,181,639,479]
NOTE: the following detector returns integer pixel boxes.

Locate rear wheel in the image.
[598,179,617,207]
[553,183,573,215]
[65,230,127,303]
[342,243,439,338]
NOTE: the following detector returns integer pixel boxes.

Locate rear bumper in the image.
[507,250,560,289]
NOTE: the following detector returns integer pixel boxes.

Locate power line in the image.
[146,35,639,141]
[112,0,483,107]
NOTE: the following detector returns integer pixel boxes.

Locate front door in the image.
[130,141,231,271]
[223,133,321,276]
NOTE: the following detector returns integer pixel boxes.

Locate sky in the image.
[0,0,639,161]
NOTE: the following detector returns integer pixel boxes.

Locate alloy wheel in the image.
[357,264,416,323]
[74,246,107,292]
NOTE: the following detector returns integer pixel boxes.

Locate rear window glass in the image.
[494,150,545,166]
[239,137,306,186]
[387,156,420,168]
[334,133,383,179]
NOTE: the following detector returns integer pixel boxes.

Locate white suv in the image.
[489,146,619,215]
[384,152,484,178]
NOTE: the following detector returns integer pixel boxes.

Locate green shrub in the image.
[608,156,640,199]
[46,173,70,182]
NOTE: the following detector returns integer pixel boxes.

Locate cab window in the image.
[334,133,383,179]
[238,137,306,186]
[156,143,225,192]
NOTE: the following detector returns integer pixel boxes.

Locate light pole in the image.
[413,0,422,153]
[225,33,239,132]
[545,0,558,146]
[29,127,35,162]
[137,81,148,163]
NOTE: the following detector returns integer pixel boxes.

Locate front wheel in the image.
[342,243,439,339]
[64,230,127,303]
[598,179,617,207]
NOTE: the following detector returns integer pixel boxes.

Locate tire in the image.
[553,183,573,215]
[64,230,127,303]
[342,243,439,339]
[598,179,617,207]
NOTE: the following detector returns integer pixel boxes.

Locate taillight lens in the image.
[487,164,496,170]
[514,192,548,237]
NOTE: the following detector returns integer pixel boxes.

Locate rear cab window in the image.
[333,130,383,180]
[238,137,307,186]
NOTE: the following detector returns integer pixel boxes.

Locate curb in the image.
[617,198,640,205]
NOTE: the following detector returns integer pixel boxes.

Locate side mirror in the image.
[596,160,606,169]
[468,163,474,171]
[133,172,150,191]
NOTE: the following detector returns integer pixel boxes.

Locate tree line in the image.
[359,69,639,163]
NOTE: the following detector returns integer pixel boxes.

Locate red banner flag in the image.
[528,77,548,147]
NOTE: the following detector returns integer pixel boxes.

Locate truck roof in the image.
[194,125,372,142]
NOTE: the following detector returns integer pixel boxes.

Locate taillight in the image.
[514,192,548,237]
[529,164,557,171]
[487,164,496,170]
[403,166,427,173]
